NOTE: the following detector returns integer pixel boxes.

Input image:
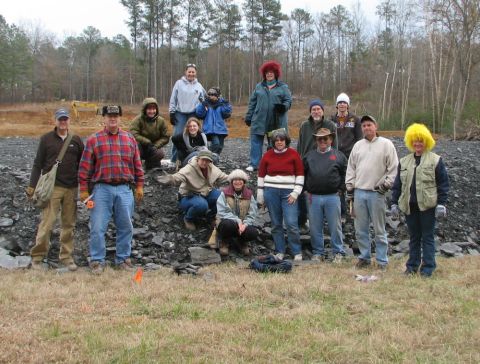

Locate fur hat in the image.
[228,169,249,183]
[309,99,324,111]
[260,60,282,79]
[404,123,436,152]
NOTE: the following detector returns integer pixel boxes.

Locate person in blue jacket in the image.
[244,60,292,172]
[195,87,232,156]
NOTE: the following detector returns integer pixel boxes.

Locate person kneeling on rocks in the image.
[130,97,170,171]
[156,150,228,231]
[214,169,259,256]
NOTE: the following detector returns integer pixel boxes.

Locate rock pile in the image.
[0,136,479,270]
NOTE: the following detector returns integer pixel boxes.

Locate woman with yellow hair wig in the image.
[390,123,449,277]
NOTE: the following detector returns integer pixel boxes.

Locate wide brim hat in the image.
[313,127,334,138]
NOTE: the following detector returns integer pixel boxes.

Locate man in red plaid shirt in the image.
[78,105,144,274]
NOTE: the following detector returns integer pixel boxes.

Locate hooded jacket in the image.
[170,156,229,197]
[245,80,292,135]
[130,97,170,148]
[195,97,232,135]
[169,77,206,114]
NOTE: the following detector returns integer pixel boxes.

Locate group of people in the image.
[26,60,449,277]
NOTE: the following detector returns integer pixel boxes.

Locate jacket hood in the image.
[181,76,198,85]
[142,97,159,119]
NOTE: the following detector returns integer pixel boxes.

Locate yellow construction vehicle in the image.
[71,101,99,122]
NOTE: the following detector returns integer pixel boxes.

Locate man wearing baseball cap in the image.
[345,115,398,270]
[27,108,84,271]
[78,105,144,274]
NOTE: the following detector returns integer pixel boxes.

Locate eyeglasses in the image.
[317,136,329,142]
[207,93,218,97]
[186,63,197,69]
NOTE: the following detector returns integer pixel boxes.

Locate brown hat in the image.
[313,127,334,138]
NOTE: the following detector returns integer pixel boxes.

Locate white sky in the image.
[1,0,379,40]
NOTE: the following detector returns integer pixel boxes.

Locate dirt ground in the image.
[0,102,406,139]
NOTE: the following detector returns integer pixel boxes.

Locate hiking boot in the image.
[294,254,303,261]
[240,244,250,256]
[90,261,104,275]
[219,241,229,256]
[274,253,284,260]
[355,259,371,269]
[377,263,387,271]
[311,255,325,262]
[30,260,46,271]
[62,261,78,271]
[404,269,417,276]
[117,258,135,271]
[184,219,196,231]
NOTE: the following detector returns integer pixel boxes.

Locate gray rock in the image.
[440,243,462,256]
[0,247,8,256]
[385,216,400,229]
[393,239,410,253]
[188,247,221,264]
[467,247,480,256]
[0,218,14,227]
[0,254,31,269]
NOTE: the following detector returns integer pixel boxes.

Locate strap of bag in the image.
[56,133,73,163]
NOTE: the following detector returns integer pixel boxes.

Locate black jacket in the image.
[303,148,347,195]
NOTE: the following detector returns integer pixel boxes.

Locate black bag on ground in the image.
[249,255,292,273]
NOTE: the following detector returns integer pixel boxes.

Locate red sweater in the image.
[258,148,304,196]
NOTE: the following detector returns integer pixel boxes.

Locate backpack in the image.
[249,255,293,273]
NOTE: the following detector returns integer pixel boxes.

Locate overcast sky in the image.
[1,0,379,40]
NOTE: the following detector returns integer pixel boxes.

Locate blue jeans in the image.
[308,193,345,256]
[89,184,134,265]
[405,205,436,276]
[353,189,389,265]
[179,189,221,222]
[208,134,226,155]
[171,111,195,162]
[249,133,265,168]
[264,187,301,255]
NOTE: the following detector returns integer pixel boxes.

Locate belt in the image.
[99,181,130,186]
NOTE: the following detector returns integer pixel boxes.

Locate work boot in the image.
[219,241,229,256]
[355,259,371,269]
[90,261,104,275]
[184,219,196,231]
[30,260,47,271]
[117,258,135,271]
[239,242,250,256]
[60,260,78,272]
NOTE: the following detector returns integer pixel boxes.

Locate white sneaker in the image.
[246,166,255,172]
[294,254,303,261]
[274,253,284,260]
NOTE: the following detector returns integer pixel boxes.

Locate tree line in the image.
[0,0,479,133]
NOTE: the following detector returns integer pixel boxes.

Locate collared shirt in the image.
[78,128,144,192]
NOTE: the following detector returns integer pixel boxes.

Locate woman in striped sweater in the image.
[256,129,305,261]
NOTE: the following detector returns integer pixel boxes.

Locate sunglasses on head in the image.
[186,63,197,69]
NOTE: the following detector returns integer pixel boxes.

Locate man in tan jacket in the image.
[156,150,228,230]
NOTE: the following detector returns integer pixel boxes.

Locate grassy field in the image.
[1,256,479,363]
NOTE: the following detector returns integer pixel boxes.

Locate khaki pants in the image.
[30,186,77,263]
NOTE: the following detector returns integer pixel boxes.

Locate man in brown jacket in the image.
[26,108,84,270]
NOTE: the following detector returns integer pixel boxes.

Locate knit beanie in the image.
[309,99,324,111]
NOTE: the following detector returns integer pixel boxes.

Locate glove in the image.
[169,112,177,126]
[346,190,354,203]
[374,183,389,194]
[435,205,447,219]
[80,190,90,202]
[274,103,287,113]
[25,186,35,199]
[135,186,144,202]
[156,174,174,185]
[245,118,251,127]
[256,189,264,206]
[390,204,400,219]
